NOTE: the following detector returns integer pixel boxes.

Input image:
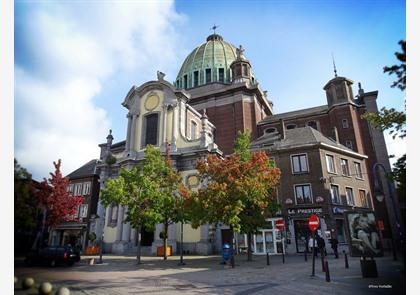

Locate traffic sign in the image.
[275,218,285,231]
[308,214,320,231]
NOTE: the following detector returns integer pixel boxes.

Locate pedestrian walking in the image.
[317,235,326,257]
[330,237,339,258]
[308,236,318,257]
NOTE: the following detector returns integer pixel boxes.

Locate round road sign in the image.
[275,219,285,231]
[308,214,320,231]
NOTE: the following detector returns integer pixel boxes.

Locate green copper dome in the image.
[175,34,253,89]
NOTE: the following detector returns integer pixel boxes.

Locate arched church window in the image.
[144,113,159,146]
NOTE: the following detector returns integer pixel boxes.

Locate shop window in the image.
[340,158,350,176]
[294,184,312,204]
[205,69,211,83]
[326,154,336,173]
[335,219,346,243]
[345,187,355,206]
[330,184,341,204]
[291,154,309,174]
[144,113,158,146]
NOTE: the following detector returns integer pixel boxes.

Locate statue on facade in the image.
[157,71,166,81]
[236,45,245,60]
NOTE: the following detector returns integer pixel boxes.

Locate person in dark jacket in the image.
[330,237,339,258]
[316,235,326,257]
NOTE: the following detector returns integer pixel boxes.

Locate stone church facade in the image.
[89,33,399,255]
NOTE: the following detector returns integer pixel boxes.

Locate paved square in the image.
[14,253,405,294]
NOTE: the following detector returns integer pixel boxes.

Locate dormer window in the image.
[183,74,188,89]
[307,121,318,130]
[218,68,224,82]
[264,127,277,135]
[193,71,199,87]
[205,69,211,83]
[286,124,296,130]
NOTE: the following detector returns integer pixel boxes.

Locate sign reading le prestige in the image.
[287,208,323,216]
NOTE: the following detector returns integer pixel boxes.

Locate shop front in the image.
[285,207,327,253]
[236,219,287,255]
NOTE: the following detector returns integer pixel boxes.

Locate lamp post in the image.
[372,163,403,261]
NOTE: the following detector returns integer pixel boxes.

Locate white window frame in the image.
[345,187,355,206]
[74,183,83,196]
[326,154,336,174]
[290,153,309,174]
[73,205,80,219]
[67,184,74,194]
[358,189,369,208]
[330,184,341,205]
[79,204,88,218]
[83,182,91,195]
[342,118,349,129]
[340,158,350,176]
[354,162,363,179]
[294,183,313,205]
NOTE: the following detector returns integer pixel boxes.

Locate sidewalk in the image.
[14,253,405,294]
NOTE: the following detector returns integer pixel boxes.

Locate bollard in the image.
[344,250,349,269]
[282,253,285,264]
[321,252,325,272]
[325,261,331,282]
[39,282,53,295]
[22,277,35,290]
[55,287,70,295]
[266,252,270,265]
[304,250,307,262]
[230,253,235,268]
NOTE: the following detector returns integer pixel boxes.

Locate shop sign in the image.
[332,207,346,214]
[287,207,323,216]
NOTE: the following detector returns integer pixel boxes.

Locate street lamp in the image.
[372,163,403,261]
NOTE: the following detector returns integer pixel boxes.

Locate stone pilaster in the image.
[196,224,212,255]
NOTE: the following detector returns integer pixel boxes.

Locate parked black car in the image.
[25,245,80,267]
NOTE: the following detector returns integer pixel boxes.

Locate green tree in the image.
[362,39,406,223]
[185,131,280,263]
[101,145,185,263]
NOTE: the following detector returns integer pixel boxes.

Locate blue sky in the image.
[14,0,406,180]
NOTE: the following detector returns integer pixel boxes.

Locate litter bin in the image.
[360,257,378,278]
[222,243,231,264]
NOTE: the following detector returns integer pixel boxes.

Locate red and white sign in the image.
[308,214,320,231]
[275,218,285,231]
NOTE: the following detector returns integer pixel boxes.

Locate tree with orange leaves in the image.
[185,131,280,262]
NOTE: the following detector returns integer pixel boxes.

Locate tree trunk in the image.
[163,223,168,260]
[137,226,142,264]
[247,232,253,261]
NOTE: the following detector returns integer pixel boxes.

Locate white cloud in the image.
[15,1,185,179]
